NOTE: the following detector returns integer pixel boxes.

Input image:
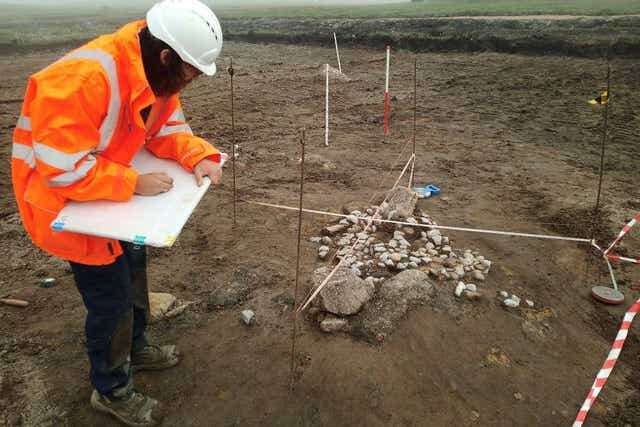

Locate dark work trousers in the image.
[70,241,150,396]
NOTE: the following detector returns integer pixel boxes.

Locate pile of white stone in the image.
[310,202,491,285]
[499,290,534,309]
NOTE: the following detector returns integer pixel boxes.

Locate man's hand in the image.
[193,158,222,186]
[135,172,174,196]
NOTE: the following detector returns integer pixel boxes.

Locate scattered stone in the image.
[514,392,523,401]
[323,224,348,236]
[321,236,332,246]
[313,267,375,316]
[320,315,348,333]
[39,277,56,288]
[525,299,534,308]
[441,245,452,254]
[465,283,477,292]
[503,298,520,308]
[347,215,359,224]
[310,236,322,243]
[499,290,509,298]
[471,270,485,281]
[149,292,177,321]
[402,227,415,237]
[454,282,466,297]
[464,290,482,301]
[390,253,403,263]
[241,309,255,326]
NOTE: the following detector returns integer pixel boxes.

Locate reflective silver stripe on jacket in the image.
[11,142,36,168]
[16,115,31,131]
[48,156,97,187]
[156,123,193,138]
[168,108,186,122]
[61,49,121,153]
[32,141,90,171]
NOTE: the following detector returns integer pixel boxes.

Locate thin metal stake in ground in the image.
[408,58,418,188]
[290,129,306,390]
[228,57,237,227]
[333,32,342,74]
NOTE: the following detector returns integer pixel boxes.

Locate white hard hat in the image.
[147,0,223,76]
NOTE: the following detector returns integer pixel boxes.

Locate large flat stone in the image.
[313,266,375,316]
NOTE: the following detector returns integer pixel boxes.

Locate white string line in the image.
[408,154,416,189]
[296,153,416,313]
[245,200,594,244]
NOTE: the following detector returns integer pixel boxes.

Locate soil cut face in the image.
[1,40,639,427]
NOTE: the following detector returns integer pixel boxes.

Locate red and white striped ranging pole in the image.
[573,297,640,426]
[604,212,640,264]
[383,45,391,140]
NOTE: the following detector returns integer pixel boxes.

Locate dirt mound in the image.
[317,64,351,81]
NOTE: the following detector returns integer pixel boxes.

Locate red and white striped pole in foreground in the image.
[383,45,391,140]
[574,297,640,426]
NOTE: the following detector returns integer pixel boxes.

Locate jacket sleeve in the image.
[29,68,138,202]
[145,99,220,171]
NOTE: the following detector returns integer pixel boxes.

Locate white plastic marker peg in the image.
[325,63,329,147]
[333,32,342,73]
[384,45,391,137]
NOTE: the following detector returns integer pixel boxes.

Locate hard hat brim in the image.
[198,62,216,76]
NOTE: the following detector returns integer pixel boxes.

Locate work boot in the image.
[90,385,162,427]
[131,344,179,372]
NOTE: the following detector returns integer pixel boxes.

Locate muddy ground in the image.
[1,38,639,427]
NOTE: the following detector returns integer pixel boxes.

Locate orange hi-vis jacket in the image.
[11,20,220,265]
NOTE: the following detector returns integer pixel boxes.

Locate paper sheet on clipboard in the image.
[51,149,226,247]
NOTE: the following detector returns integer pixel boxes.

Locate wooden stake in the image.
[0,298,29,308]
[290,129,306,390]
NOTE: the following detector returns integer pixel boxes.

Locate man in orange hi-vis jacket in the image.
[10,1,223,425]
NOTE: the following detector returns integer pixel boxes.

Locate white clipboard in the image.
[51,148,226,247]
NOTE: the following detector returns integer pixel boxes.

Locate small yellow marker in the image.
[589,90,609,105]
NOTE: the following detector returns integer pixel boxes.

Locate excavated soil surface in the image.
[1,40,639,426]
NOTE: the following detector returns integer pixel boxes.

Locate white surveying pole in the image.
[325,63,329,146]
[333,32,342,74]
